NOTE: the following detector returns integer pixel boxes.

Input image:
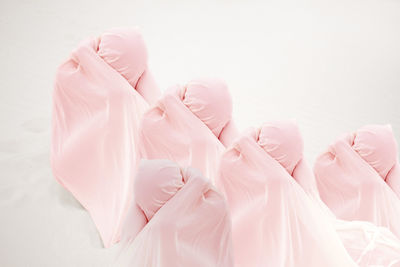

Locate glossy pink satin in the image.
[115,159,234,267]
[314,125,400,238]
[51,28,160,247]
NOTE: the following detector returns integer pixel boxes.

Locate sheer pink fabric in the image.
[261,121,400,266]
[314,125,400,238]
[120,78,239,246]
[51,28,160,247]
[114,159,234,267]
[216,127,358,267]
[137,78,238,182]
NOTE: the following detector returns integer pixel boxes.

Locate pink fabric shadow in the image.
[216,126,358,267]
[114,159,234,267]
[51,28,160,248]
[314,124,400,239]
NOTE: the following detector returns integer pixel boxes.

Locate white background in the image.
[1,0,400,266]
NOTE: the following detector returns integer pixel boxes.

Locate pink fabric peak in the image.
[98,29,147,88]
[97,28,159,104]
[182,78,233,138]
[353,124,398,180]
[258,121,304,175]
[134,160,184,221]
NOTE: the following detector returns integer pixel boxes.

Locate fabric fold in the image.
[114,159,234,267]
[314,124,400,239]
[137,78,238,182]
[261,121,400,266]
[51,28,160,247]
[216,126,358,267]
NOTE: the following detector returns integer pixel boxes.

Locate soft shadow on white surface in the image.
[0,0,399,266]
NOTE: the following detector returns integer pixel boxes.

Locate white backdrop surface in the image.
[1,0,400,266]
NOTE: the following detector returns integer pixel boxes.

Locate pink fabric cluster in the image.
[315,124,400,238]
[52,28,400,266]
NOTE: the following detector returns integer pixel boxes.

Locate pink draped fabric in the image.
[260,121,400,266]
[216,127,358,267]
[137,78,238,182]
[51,27,400,266]
[120,78,239,245]
[314,125,400,238]
[114,159,234,267]
[51,28,160,247]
